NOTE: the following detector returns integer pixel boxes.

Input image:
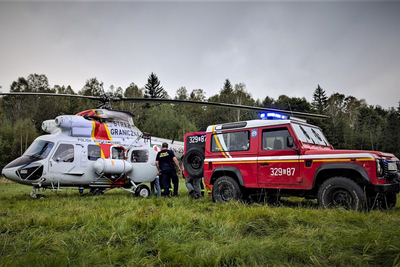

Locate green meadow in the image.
[1,178,400,267]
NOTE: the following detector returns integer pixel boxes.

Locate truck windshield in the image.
[23,140,54,159]
[292,123,330,147]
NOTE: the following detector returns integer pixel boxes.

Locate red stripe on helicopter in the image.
[77,110,113,159]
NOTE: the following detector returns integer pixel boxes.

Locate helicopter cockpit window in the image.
[111,147,125,160]
[52,144,74,163]
[88,145,101,161]
[23,140,54,159]
[131,150,148,163]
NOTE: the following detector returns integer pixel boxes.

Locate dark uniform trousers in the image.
[160,169,179,196]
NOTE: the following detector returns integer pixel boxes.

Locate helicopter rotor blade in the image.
[0,92,329,119]
[118,97,329,119]
[0,92,100,101]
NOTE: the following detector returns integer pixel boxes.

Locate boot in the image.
[189,190,199,199]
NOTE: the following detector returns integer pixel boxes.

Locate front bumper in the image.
[368,183,400,193]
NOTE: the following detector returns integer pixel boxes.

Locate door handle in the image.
[260,163,269,166]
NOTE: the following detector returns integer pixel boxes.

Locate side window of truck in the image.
[262,128,292,150]
[211,130,250,152]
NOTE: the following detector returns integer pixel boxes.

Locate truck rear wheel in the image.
[318,177,366,211]
[212,176,241,203]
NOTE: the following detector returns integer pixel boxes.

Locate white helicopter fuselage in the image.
[1,110,183,194]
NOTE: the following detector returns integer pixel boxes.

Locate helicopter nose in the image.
[2,167,19,182]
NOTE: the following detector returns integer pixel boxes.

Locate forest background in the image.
[1,72,400,170]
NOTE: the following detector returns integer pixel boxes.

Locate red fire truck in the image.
[183,113,400,210]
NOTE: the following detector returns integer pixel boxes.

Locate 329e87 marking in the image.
[270,167,296,176]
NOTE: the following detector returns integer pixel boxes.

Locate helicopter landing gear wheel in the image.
[135,185,150,198]
[90,188,105,195]
[30,188,46,199]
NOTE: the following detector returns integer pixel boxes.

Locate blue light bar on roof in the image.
[260,112,288,120]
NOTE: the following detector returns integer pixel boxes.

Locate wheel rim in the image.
[220,183,235,201]
[189,155,202,170]
[139,189,149,198]
[331,189,354,209]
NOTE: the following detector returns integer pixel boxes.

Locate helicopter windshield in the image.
[23,140,54,159]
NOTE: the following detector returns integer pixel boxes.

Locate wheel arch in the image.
[312,163,371,190]
[210,166,245,187]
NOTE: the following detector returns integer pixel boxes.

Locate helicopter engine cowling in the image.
[55,115,93,137]
[93,158,133,176]
[42,120,60,134]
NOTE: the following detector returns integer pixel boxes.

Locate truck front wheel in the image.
[212,176,242,203]
[318,177,366,211]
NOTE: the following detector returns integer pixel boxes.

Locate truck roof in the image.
[206,119,315,133]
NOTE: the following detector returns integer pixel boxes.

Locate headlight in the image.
[376,159,384,178]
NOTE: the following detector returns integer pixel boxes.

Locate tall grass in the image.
[1,177,400,266]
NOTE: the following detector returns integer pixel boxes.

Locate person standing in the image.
[150,175,161,197]
[181,155,201,199]
[155,142,181,197]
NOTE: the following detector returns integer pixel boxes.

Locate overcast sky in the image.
[1,1,399,109]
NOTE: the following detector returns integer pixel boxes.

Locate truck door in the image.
[257,127,300,185]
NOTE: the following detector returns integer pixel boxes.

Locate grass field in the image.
[1,177,400,267]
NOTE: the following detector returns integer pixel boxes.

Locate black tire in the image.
[184,147,205,178]
[212,176,242,203]
[318,176,366,211]
[90,188,105,195]
[368,192,397,211]
[135,184,150,198]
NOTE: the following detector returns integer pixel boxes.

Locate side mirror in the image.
[287,136,294,148]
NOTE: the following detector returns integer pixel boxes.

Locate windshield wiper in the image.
[30,153,41,159]
[299,125,315,144]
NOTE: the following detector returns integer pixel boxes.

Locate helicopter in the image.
[0,92,327,199]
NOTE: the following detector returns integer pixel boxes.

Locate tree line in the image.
[1,73,400,169]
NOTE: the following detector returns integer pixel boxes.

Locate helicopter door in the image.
[48,143,82,179]
[128,147,158,183]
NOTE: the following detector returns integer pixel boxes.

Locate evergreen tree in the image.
[143,73,168,111]
[220,79,233,96]
[144,72,168,99]
[312,85,328,114]
[262,96,275,108]
[209,79,237,123]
